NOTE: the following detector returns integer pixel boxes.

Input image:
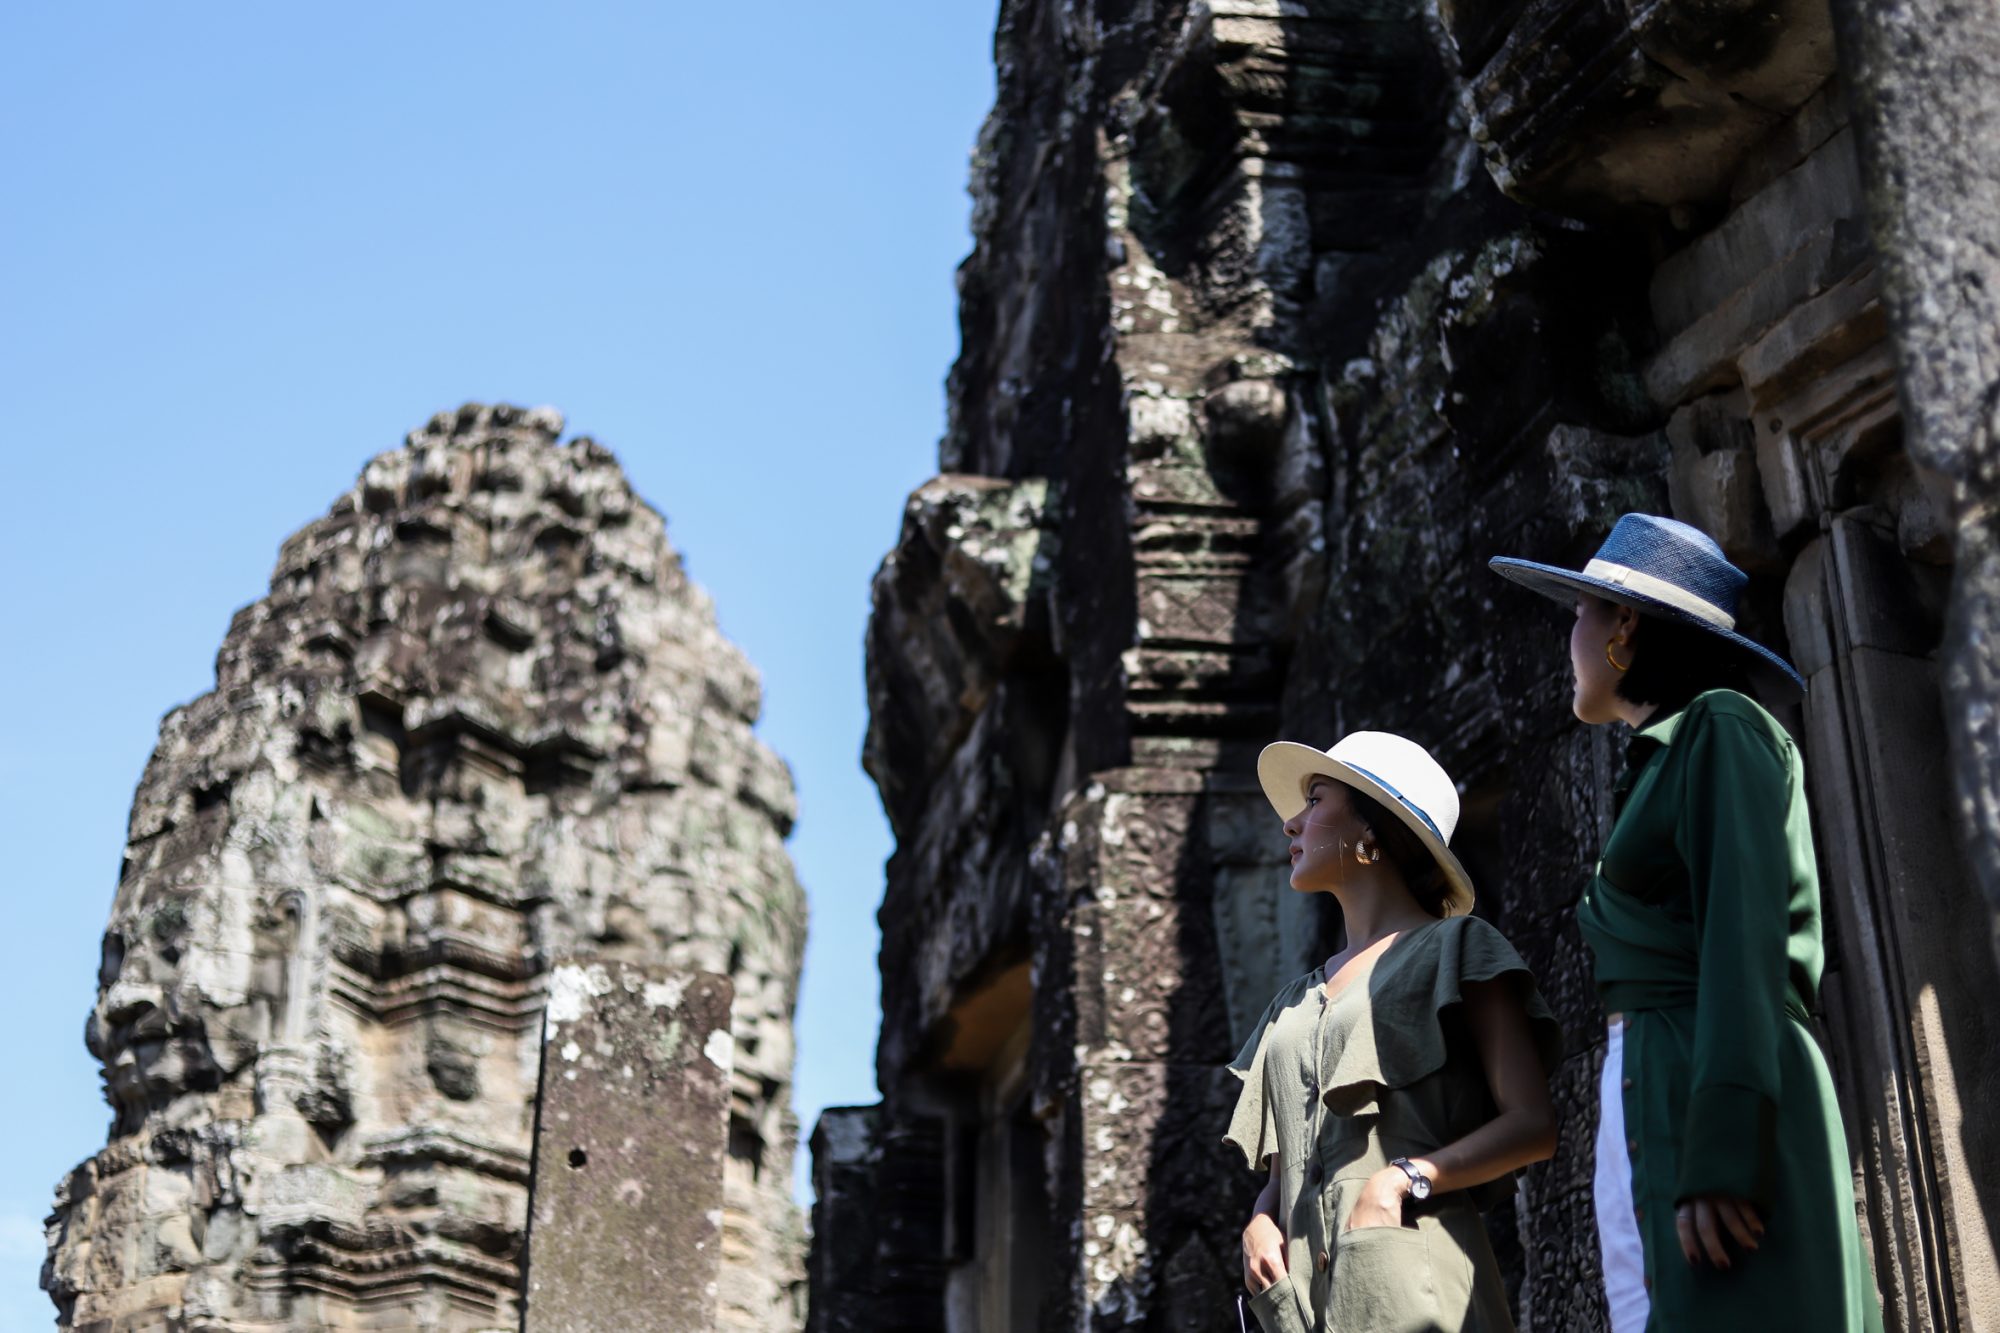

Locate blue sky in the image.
[0,4,995,1326]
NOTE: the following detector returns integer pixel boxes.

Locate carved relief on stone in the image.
[1442,0,1839,210]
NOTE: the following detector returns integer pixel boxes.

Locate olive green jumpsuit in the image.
[1226,914,1561,1333]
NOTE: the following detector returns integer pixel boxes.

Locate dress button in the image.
[1643,1276,1652,1292]
[1628,1137,1640,1156]
[1316,1250,1330,1272]
[1622,1077,1634,1091]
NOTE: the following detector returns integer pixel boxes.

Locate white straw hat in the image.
[1256,731,1475,917]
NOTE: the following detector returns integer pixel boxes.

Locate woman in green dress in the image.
[1227,730,1562,1333]
[1489,512,1881,1332]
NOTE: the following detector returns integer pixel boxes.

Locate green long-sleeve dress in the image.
[1581,688,1881,1331]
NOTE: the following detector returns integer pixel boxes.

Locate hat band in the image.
[1581,559,1737,630]
[1344,763,1446,844]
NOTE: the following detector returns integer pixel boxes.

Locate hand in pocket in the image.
[1242,1211,1287,1292]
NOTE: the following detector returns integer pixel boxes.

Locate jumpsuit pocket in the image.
[1327,1224,1439,1332]
[1246,1271,1311,1333]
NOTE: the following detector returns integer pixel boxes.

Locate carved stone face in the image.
[87,916,225,1136]
[85,831,290,1135]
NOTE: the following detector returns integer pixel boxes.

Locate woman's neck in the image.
[1614,697,1660,729]
[1330,878,1434,952]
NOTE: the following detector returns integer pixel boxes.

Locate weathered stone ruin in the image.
[44,405,807,1332]
[814,1,2000,1330]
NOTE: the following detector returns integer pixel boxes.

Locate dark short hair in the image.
[1615,609,1750,713]
[1347,786,1451,918]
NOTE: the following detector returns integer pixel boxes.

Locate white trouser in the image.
[1594,1018,1651,1333]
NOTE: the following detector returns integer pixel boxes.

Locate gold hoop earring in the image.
[1606,639,1632,673]
[1356,842,1380,865]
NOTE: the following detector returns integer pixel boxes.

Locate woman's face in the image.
[1569,594,1635,724]
[1282,778,1368,893]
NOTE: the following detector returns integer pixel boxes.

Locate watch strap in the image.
[1390,1156,1431,1196]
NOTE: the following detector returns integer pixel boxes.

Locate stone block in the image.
[1738,263,1885,410]
[866,1117,950,1328]
[1652,129,1864,338]
[1134,570,1253,645]
[1755,428,1815,542]
[1726,79,1852,207]
[807,1108,882,1333]
[1667,436,1781,572]
[1541,425,1672,529]
[1810,389,1903,507]
[524,964,734,1333]
[1204,790,1288,867]
[1127,391,1197,459]
[1664,389,1757,458]
[863,475,1053,834]
[1202,379,1289,463]
[1825,516,1939,657]
[1129,461,1229,509]
[1209,863,1322,1050]
[1072,895,1233,1063]
[1452,0,1837,212]
[1646,223,1852,405]
[1075,1062,1243,1219]
[1831,649,1963,908]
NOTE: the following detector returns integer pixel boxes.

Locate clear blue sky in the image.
[0,4,995,1326]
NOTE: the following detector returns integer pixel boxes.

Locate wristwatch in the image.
[1389,1157,1433,1200]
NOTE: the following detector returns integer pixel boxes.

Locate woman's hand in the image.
[1676,1194,1764,1268]
[1342,1167,1410,1231]
[1242,1211,1286,1293]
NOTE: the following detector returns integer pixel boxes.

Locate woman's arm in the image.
[1346,977,1556,1228]
[1242,1156,1286,1291]
[1671,705,1792,1265]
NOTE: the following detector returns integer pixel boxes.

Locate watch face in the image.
[1411,1177,1431,1199]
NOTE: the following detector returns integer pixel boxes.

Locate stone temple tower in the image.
[43,405,807,1331]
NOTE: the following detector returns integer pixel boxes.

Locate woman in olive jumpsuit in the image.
[1228,731,1562,1333]
[1490,513,1881,1332]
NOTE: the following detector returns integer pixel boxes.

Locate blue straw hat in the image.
[1487,513,1804,696]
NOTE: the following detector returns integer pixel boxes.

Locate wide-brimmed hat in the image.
[1487,512,1804,696]
[1257,731,1476,918]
